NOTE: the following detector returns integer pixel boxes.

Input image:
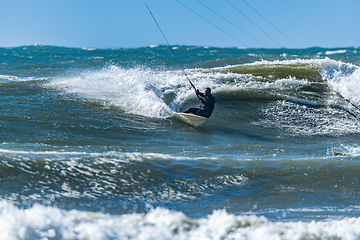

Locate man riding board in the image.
[184,87,215,118]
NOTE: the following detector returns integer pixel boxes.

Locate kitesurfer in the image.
[184,87,215,118]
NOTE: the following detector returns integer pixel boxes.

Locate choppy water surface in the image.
[1,45,360,239]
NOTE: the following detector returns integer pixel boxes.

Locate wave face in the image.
[1,45,360,239]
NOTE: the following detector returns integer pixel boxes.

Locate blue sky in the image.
[0,0,359,49]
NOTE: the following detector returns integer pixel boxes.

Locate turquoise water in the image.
[1,45,360,239]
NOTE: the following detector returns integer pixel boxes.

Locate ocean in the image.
[1,45,360,239]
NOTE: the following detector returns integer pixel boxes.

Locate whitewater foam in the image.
[325,49,347,55]
[2,201,360,240]
[324,67,360,104]
[0,74,46,83]
[0,147,217,162]
[47,66,178,118]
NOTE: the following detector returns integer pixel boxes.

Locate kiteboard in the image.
[172,113,208,127]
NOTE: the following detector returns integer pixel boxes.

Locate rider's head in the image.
[205,87,211,96]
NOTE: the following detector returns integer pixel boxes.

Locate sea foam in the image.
[47,66,178,118]
[2,200,360,240]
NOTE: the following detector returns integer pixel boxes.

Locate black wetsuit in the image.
[184,91,215,118]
